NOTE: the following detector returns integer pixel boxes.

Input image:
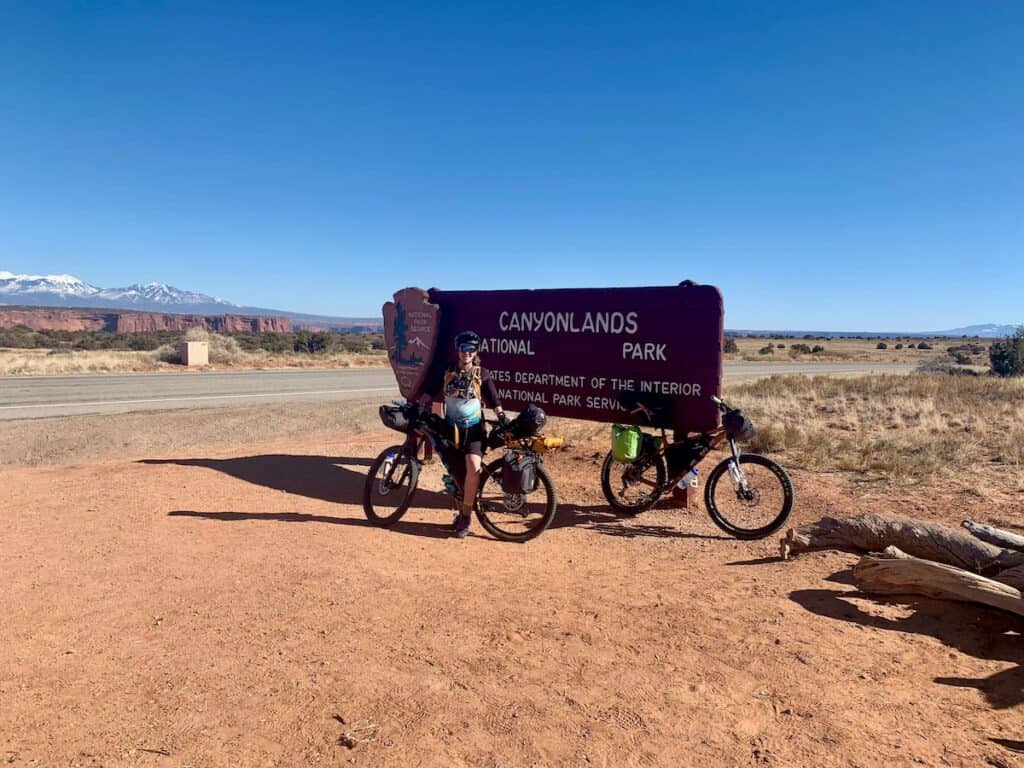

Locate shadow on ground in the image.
[141,454,459,539]
[167,509,455,539]
[549,502,731,541]
[141,454,449,511]
[140,454,734,541]
[791,583,1024,710]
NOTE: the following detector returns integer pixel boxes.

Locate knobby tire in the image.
[599,451,666,515]
[475,457,557,542]
[362,444,420,527]
[704,453,793,540]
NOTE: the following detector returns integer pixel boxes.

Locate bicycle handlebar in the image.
[711,394,733,413]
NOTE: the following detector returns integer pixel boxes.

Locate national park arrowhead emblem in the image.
[382,287,440,399]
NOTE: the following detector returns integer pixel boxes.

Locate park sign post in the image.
[383,282,723,434]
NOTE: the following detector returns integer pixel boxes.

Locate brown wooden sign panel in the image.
[382,287,440,399]
[383,282,723,433]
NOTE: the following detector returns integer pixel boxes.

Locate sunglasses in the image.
[459,344,478,354]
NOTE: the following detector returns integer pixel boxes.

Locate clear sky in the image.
[2,2,1021,331]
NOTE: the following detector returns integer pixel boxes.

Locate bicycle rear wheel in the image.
[704,454,793,540]
[475,457,557,542]
[363,445,419,527]
[600,451,666,515]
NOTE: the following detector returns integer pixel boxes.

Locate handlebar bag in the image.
[723,409,756,442]
[610,424,643,462]
[501,449,539,494]
[379,404,411,433]
[666,440,704,478]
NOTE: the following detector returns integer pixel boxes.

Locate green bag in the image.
[610,424,643,462]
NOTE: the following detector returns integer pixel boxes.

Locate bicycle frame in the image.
[628,406,746,496]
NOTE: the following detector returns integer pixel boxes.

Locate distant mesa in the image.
[0,306,290,333]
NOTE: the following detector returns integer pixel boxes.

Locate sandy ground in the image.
[2,401,1022,767]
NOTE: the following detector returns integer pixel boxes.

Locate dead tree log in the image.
[853,546,1024,618]
[992,564,1024,592]
[962,520,1024,554]
[780,513,1024,573]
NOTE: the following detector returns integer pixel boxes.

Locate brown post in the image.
[669,484,695,509]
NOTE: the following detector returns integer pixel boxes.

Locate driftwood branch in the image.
[962,520,1024,554]
[780,514,1024,573]
[853,546,1024,618]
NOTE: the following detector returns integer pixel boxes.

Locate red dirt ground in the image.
[2,423,1022,767]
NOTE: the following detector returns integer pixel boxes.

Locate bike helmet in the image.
[509,403,547,438]
[454,330,481,352]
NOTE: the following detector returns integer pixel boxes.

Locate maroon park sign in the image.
[383,282,723,434]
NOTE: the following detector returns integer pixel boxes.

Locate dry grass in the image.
[0,334,389,375]
[728,373,1024,482]
[245,350,389,369]
[0,348,164,376]
[725,336,990,365]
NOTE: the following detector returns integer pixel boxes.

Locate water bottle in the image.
[677,466,699,489]
[442,474,458,496]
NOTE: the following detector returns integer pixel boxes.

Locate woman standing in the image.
[432,330,507,538]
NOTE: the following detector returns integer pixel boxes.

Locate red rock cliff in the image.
[0,307,291,333]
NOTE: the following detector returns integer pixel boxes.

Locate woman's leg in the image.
[453,452,482,536]
[462,452,483,506]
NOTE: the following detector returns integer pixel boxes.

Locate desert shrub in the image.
[917,341,932,350]
[337,333,385,353]
[0,327,182,351]
[950,343,985,357]
[776,343,785,349]
[895,343,904,350]
[790,343,811,354]
[916,358,979,376]
[293,330,331,354]
[990,327,1024,377]
[811,345,825,353]
[151,343,181,364]
[949,350,971,365]
[876,342,888,350]
[235,332,293,353]
[758,345,774,355]
[723,337,739,354]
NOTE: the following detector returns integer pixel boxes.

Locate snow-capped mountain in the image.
[0,271,101,298]
[935,324,1019,338]
[0,271,236,312]
[95,282,235,307]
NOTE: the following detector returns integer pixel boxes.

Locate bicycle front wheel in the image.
[704,454,793,540]
[475,458,557,542]
[600,451,666,515]
[362,445,420,527]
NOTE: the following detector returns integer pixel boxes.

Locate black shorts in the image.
[451,421,486,457]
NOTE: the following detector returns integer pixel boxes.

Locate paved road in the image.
[0,363,918,420]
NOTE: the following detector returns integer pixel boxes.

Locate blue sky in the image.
[2,2,1021,330]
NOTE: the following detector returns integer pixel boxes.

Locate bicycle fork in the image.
[378,451,398,495]
[726,441,751,496]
